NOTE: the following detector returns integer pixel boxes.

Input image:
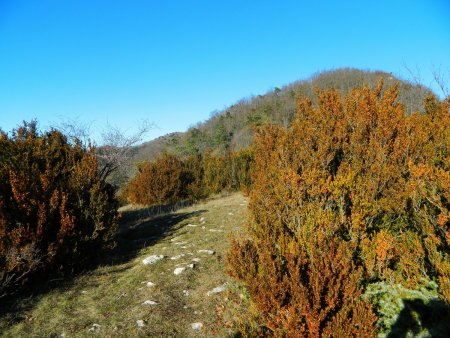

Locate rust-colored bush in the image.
[126,150,254,206]
[227,82,450,335]
[0,122,118,297]
[126,153,190,206]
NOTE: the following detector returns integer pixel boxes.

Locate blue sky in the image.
[1,0,449,143]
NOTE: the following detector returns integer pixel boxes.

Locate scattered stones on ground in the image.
[174,267,186,275]
[207,283,228,296]
[170,254,185,260]
[191,322,203,331]
[198,249,215,255]
[174,263,196,275]
[88,324,101,332]
[183,289,190,296]
[142,300,158,305]
[136,320,145,328]
[142,255,164,265]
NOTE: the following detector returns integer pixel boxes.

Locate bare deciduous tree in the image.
[432,65,450,98]
[57,118,154,186]
[97,119,154,183]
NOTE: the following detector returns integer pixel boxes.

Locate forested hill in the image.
[132,68,432,164]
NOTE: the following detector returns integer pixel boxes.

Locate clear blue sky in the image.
[1,0,449,143]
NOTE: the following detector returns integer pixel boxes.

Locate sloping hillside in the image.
[134,68,431,161]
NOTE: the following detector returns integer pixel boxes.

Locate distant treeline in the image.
[131,69,432,168]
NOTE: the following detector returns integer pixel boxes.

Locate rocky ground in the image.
[0,193,250,337]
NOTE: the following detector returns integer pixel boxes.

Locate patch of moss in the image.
[363,281,450,337]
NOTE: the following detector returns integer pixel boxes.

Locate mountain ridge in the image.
[134,68,431,159]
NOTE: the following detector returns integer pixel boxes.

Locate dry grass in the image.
[0,192,249,337]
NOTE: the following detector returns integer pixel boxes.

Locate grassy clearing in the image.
[0,192,249,337]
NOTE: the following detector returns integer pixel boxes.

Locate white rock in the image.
[207,283,228,296]
[173,241,187,245]
[136,320,145,327]
[174,267,186,275]
[228,212,234,215]
[170,236,181,242]
[192,258,201,262]
[188,263,195,269]
[209,229,224,232]
[142,300,158,305]
[142,255,164,265]
[199,217,205,223]
[146,281,156,287]
[186,223,197,227]
[197,249,215,255]
[88,323,101,332]
[202,226,206,229]
[191,322,203,331]
[170,254,185,260]
[183,289,190,296]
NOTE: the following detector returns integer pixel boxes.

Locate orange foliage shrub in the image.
[126,150,254,205]
[126,153,191,206]
[0,122,118,297]
[227,82,450,335]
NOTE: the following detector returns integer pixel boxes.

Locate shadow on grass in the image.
[102,206,207,266]
[0,202,207,326]
[386,298,450,337]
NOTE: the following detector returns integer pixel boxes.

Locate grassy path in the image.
[1,193,248,337]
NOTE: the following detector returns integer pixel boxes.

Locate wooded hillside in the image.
[132,69,431,165]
